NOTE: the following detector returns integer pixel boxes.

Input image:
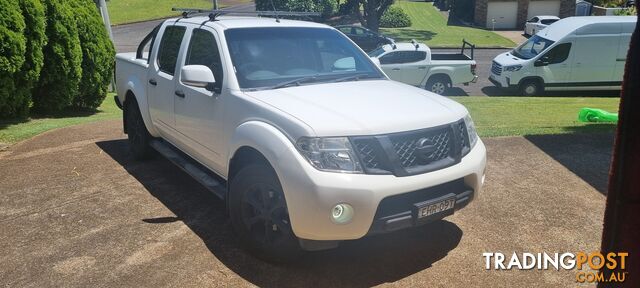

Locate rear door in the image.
[174,27,228,172]
[147,25,187,131]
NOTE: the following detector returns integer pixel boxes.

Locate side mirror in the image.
[181,65,216,91]
[534,56,550,67]
[370,57,381,68]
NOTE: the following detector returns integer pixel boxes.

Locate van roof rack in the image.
[172,8,321,22]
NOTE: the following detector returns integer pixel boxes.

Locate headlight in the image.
[464,114,478,148]
[503,65,522,72]
[296,137,363,173]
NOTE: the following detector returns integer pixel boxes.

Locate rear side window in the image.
[405,51,427,62]
[186,29,224,88]
[541,19,558,25]
[544,43,571,64]
[157,26,186,75]
[380,51,426,64]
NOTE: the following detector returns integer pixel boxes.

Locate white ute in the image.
[114,12,486,261]
[368,40,478,95]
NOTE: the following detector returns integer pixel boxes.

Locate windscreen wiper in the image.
[334,73,376,83]
[270,75,319,89]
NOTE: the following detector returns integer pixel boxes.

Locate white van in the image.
[490,16,635,95]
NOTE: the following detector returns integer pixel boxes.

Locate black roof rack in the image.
[172,8,321,22]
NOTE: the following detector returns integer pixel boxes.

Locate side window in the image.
[186,29,224,88]
[405,51,427,62]
[380,52,403,64]
[543,43,571,64]
[339,27,351,34]
[530,17,539,23]
[157,26,186,76]
[354,27,365,35]
[541,19,557,25]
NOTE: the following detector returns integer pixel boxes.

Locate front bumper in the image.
[278,139,486,241]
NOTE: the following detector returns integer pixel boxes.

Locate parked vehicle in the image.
[115,13,486,261]
[490,16,635,96]
[523,16,560,36]
[335,25,394,52]
[368,40,478,95]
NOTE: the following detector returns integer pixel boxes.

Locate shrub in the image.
[255,0,336,18]
[12,0,48,117]
[319,0,338,18]
[0,0,27,118]
[33,0,82,113]
[71,0,115,110]
[380,6,411,28]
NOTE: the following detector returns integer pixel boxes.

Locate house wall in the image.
[475,0,576,29]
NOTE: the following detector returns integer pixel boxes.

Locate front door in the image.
[536,42,572,86]
[174,27,227,172]
[147,25,186,131]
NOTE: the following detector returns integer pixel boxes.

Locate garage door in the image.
[486,2,518,29]
[527,1,561,19]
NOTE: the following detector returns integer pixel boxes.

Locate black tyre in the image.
[426,76,450,95]
[229,164,300,262]
[519,79,543,96]
[125,99,153,160]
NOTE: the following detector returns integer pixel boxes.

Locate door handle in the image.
[392,68,401,71]
[175,90,185,98]
[149,79,157,86]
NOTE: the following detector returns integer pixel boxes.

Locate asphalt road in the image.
[0,120,611,286]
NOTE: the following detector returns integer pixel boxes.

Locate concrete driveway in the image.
[0,120,611,287]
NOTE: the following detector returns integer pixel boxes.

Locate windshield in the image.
[512,35,555,60]
[368,47,386,58]
[225,27,385,90]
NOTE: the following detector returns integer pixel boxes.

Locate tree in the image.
[354,0,395,32]
[0,0,27,117]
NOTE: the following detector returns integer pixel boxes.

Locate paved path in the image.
[0,120,611,287]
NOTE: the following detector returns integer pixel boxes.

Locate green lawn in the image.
[0,94,120,146]
[381,1,515,48]
[0,95,619,147]
[452,97,619,137]
[107,0,242,25]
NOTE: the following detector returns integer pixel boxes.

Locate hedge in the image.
[71,0,115,109]
[0,0,27,118]
[380,6,412,28]
[33,0,82,113]
[14,0,47,117]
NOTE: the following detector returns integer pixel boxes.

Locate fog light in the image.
[331,203,354,224]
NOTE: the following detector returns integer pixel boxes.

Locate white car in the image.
[369,40,478,95]
[524,16,560,36]
[115,12,486,261]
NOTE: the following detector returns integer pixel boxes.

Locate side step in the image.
[149,139,227,200]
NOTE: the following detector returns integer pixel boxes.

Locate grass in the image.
[451,97,620,137]
[0,94,120,146]
[380,1,515,48]
[0,95,620,147]
[106,0,245,25]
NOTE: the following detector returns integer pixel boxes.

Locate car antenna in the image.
[268,0,280,23]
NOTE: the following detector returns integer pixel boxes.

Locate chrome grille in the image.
[353,139,382,170]
[491,61,502,76]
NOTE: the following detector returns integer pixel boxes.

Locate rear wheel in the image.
[229,164,301,262]
[126,99,153,160]
[426,75,451,95]
[519,79,543,96]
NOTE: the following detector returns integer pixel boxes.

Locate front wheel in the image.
[519,79,543,96]
[229,164,301,262]
[426,76,450,95]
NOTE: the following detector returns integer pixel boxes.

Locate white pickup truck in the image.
[368,40,478,95]
[114,13,486,261]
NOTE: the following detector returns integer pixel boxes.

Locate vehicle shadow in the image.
[382,29,438,42]
[481,86,621,97]
[96,139,463,287]
[524,132,615,195]
[445,87,469,96]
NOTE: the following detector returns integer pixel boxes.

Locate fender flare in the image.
[421,69,453,87]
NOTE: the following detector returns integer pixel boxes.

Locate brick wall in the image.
[474,0,489,27]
